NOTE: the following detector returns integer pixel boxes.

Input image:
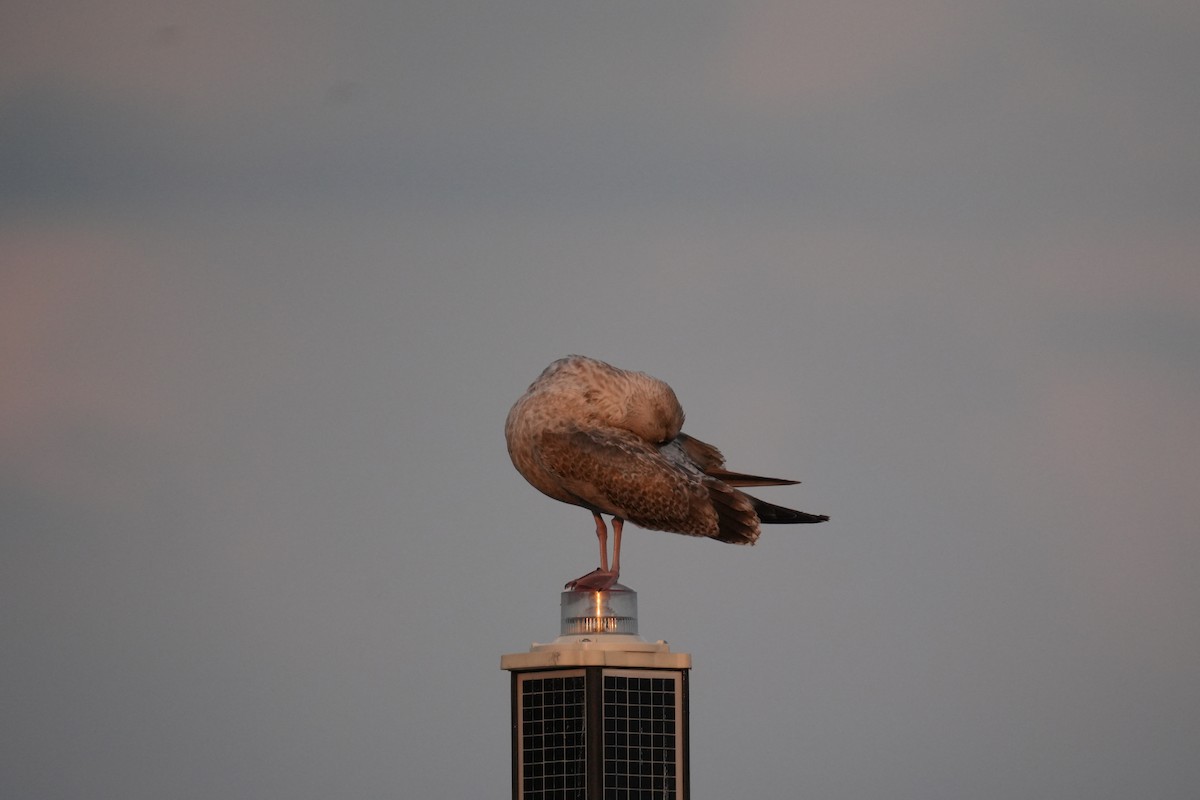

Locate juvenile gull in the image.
[505,355,829,590]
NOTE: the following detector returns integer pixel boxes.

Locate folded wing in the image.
[538,426,739,539]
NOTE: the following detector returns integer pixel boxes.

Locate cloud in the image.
[0,84,194,210]
[718,0,973,104]
[0,2,342,117]
[0,226,182,508]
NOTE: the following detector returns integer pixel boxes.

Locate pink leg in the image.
[611,518,623,577]
[565,513,620,591]
[594,512,609,572]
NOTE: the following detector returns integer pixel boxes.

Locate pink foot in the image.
[565,569,619,592]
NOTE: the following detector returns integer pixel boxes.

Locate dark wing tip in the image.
[708,469,800,488]
[749,495,829,524]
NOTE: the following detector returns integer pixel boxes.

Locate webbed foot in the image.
[565,568,619,591]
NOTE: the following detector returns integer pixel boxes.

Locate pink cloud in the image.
[1030,223,1200,309]
[717,0,971,105]
[0,3,342,124]
[0,224,181,506]
[1021,356,1200,649]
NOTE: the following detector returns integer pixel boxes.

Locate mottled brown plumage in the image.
[505,355,828,589]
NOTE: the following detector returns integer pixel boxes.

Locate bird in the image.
[505,355,829,591]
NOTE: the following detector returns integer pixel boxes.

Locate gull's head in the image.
[622,373,685,444]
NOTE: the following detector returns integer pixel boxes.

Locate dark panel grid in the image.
[602,674,678,800]
[520,674,587,799]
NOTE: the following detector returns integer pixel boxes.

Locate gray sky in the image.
[3,2,1198,798]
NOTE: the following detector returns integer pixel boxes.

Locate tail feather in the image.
[675,434,800,487]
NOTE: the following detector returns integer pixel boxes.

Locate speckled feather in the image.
[505,355,828,546]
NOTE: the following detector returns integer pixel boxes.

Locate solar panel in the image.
[518,672,587,799]
[602,671,680,800]
[514,668,685,800]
